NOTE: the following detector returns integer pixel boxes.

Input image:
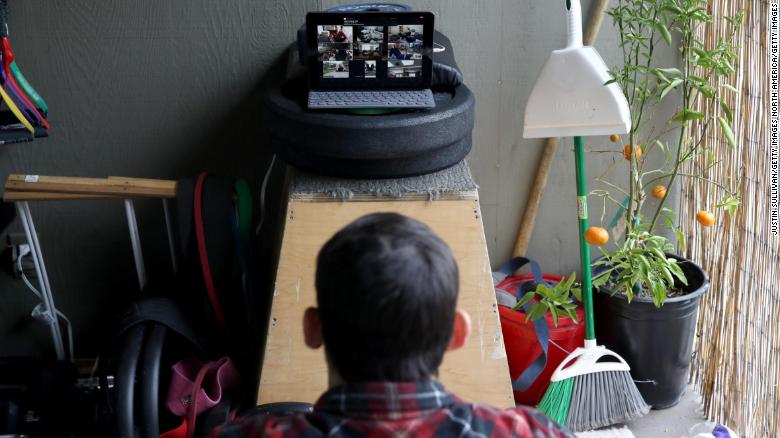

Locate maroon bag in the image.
[163,357,240,438]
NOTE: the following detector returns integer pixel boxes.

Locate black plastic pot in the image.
[593,254,709,409]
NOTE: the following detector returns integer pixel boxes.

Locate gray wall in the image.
[0,1,678,358]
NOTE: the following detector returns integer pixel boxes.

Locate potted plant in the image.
[495,266,584,406]
[584,0,742,408]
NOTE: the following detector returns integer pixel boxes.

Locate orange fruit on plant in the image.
[610,134,620,143]
[624,144,642,161]
[696,210,715,227]
[651,185,667,199]
[585,226,609,246]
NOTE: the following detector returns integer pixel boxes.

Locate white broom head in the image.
[550,339,631,382]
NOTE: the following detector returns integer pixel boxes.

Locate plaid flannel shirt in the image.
[212,381,574,437]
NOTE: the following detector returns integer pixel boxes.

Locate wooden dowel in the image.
[584,0,610,45]
[512,138,559,257]
[5,174,177,198]
[3,191,112,202]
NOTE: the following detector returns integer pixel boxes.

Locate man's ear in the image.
[447,309,471,351]
[303,307,323,349]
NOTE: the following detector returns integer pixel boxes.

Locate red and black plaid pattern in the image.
[212,381,574,437]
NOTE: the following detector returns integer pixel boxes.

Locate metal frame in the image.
[15,201,65,360]
[14,197,178,362]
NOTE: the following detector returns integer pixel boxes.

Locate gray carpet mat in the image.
[290,160,478,200]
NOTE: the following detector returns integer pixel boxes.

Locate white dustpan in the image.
[523,0,630,138]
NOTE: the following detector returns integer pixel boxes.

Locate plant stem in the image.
[645,172,732,193]
[650,26,692,233]
[595,177,631,197]
[681,118,712,161]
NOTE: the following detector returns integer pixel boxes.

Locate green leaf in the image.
[717,116,737,149]
[668,262,688,285]
[716,195,741,216]
[651,247,667,261]
[565,308,579,323]
[655,22,673,45]
[652,280,666,307]
[527,303,547,322]
[661,266,675,286]
[572,285,582,302]
[722,84,739,93]
[637,255,652,276]
[688,74,706,84]
[661,213,675,229]
[695,84,716,99]
[562,272,576,290]
[512,291,536,311]
[657,67,683,78]
[676,228,687,253]
[660,79,683,100]
[671,109,706,123]
[691,47,709,58]
[592,271,610,288]
[720,101,733,123]
[548,303,559,327]
[661,4,685,15]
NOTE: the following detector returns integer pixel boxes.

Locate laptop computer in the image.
[306,11,436,109]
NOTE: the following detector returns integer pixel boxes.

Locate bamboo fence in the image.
[684,0,778,436]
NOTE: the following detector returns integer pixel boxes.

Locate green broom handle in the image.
[574,136,596,340]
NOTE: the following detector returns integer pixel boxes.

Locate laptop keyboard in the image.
[308,89,435,109]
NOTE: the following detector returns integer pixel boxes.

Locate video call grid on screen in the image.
[307,12,433,89]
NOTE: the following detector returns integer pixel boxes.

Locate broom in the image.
[536,137,649,431]
[521,0,649,431]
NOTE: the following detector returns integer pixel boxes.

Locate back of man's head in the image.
[315,213,459,382]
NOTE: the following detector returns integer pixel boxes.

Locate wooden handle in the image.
[584,0,610,45]
[5,174,177,198]
[512,138,559,257]
[511,0,610,257]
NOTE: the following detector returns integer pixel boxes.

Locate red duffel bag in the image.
[494,258,585,406]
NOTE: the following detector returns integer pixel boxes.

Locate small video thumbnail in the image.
[364,61,377,78]
[388,43,422,61]
[317,25,353,43]
[388,24,423,44]
[354,43,382,60]
[355,26,385,43]
[387,60,422,78]
[387,60,421,78]
[319,43,353,61]
[323,61,349,78]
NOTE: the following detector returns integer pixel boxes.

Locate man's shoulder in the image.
[448,398,575,438]
[212,399,573,438]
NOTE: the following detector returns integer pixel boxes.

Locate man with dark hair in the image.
[330,25,349,43]
[214,213,572,437]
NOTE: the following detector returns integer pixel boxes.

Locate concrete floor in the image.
[574,386,709,438]
[625,386,708,438]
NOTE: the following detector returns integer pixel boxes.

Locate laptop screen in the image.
[306,12,434,90]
